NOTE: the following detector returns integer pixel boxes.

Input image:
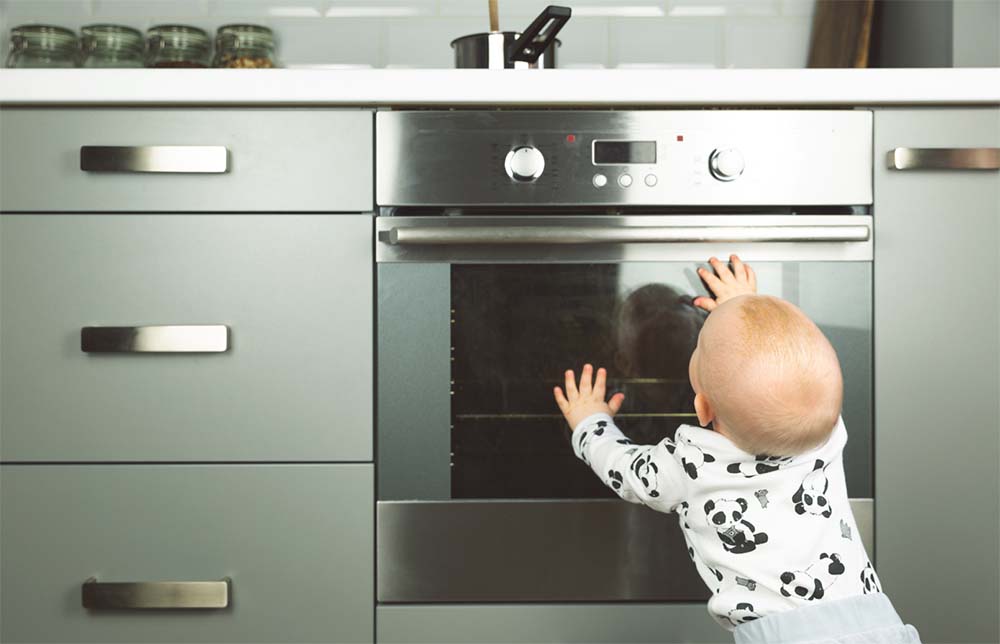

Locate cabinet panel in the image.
[0,109,372,212]
[377,604,720,643]
[874,108,1000,643]
[1,464,374,643]
[0,214,373,461]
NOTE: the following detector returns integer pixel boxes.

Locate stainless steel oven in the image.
[375,110,874,603]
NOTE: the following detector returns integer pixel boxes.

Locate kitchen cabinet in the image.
[0,464,374,643]
[0,214,373,462]
[377,604,721,643]
[873,108,1000,643]
[0,109,373,212]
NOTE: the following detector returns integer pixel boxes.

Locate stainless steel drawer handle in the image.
[81,325,230,353]
[80,146,229,173]
[887,147,1000,171]
[382,225,871,246]
[82,577,230,610]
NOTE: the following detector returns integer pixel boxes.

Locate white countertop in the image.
[1,68,999,106]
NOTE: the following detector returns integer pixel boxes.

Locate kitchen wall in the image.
[0,0,816,68]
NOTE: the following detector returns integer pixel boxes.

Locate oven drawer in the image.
[0,464,374,643]
[0,214,372,462]
[0,108,372,212]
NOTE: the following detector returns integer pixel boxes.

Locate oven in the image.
[374,110,874,603]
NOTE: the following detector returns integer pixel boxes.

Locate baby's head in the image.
[688,295,843,456]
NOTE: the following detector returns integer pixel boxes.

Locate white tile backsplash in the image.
[668,0,778,17]
[610,16,722,67]
[723,16,810,67]
[0,0,816,68]
[385,16,483,67]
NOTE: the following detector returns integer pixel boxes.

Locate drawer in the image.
[0,108,372,212]
[0,214,372,461]
[0,464,374,643]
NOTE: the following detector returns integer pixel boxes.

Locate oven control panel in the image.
[376,110,873,207]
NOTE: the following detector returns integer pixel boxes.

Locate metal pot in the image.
[451,5,571,69]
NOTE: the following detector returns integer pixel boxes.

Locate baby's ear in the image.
[694,393,714,427]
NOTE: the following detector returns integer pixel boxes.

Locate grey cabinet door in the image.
[0,109,372,212]
[874,108,1000,643]
[0,214,373,462]
[1,464,373,643]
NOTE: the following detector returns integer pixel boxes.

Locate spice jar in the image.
[146,25,211,68]
[6,24,78,68]
[213,24,277,68]
[81,24,144,68]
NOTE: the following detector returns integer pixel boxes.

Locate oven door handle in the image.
[382,224,871,246]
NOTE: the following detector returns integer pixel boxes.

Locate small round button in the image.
[644,174,658,187]
[592,173,608,188]
[618,173,633,188]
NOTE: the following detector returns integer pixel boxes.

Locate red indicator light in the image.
[676,135,684,142]
[566,134,576,143]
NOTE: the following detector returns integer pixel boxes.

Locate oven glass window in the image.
[378,261,872,502]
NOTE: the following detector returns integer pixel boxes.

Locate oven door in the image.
[375,214,873,603]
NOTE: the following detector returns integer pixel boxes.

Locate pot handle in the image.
[509,5,571,64]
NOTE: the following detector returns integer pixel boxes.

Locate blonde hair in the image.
[699,296,842,457]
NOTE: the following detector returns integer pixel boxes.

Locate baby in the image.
[554,255,921,643]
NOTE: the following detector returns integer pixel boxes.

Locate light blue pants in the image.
[733,593,921,644]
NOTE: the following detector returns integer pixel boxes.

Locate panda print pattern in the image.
[860,561,882,594]
[727,454,794,478]
[571,413,880,631]
[665,435,716,479]
[779,552,846,601]
[793,459,833,518]
[704,497,769,554]
[725,602,762,627]
[631,452,661,497]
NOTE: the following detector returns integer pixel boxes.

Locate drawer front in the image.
[0,109,372,212]
[1,464,374,643]
[0,214,372,461]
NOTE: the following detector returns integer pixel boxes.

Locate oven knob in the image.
[708,148,745,182]
[504,146,545,182]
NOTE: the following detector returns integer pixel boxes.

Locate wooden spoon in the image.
[489,0,499,33]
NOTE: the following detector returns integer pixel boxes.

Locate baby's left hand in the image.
[554,364,625,431]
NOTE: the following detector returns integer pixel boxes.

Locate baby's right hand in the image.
[693,254,757,312]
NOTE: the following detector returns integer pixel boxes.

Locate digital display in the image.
[593,140,656,165]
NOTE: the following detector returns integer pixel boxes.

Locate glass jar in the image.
[213,24,277,68]
[146,25,210,68]
[81,24,144,68]
[6,24,78,68]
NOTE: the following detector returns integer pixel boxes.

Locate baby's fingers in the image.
[564,370,579,401]
[579,364,593,396]
[730,254,748,282]
[709,256,736,283]
[693,296,718,312]
[608,392,625,416]
[697,266,725,297]
[747,264,758,292]
[553,386,570,413]
[593,367,607,399]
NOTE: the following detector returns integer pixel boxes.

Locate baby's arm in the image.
[555,365,687,511]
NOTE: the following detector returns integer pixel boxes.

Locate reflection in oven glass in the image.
[451,265,707,500]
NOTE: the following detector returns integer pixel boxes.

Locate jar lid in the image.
[82,24,144,53]
[147,24,210,50]
[11,24,78,51]
[216,23,274,49]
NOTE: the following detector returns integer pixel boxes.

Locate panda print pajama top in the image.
[573,413,882,631]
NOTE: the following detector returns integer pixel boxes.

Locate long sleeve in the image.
[571,413,688,513]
